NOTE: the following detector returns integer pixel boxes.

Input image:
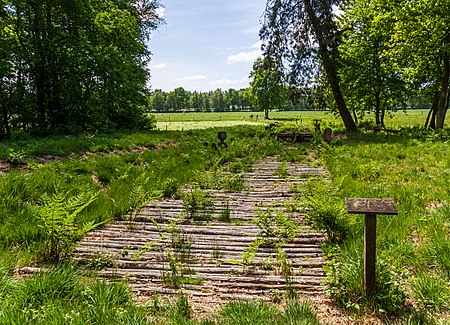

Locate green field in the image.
[155,109,445,130]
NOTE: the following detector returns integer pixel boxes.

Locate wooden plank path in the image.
[74,157,328,307]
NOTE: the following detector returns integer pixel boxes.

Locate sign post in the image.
[345,198,398,297]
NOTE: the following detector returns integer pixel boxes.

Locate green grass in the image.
[313,129,450,319]
[0,125,297,264]
[3,112,450,323]
[154,109,450,130]
[156,120,261,131]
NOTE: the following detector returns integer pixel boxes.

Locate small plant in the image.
[7,148,25,165]
[261,257,274,271]
[255,208,300,241]
[283,300,321,325]
[161,177,179,198]
[218,201,231,222]
[211,244,223,259]
[87,252,117,270]
[275,162,290,179]
[162,252,183,288]
[131,241,157,260]
[172,231,192,263]
[220,300,280,325]
[129,174,150,211]
[276,245,292,283]
[161,251,201,288]
[182,187,213,220]
[240,239,263,266]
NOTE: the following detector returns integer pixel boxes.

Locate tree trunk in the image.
[302,0,357,131]
[0,84,11,141]
[425,92,439,129]
[375,92,381,126]
[435,36,450,129]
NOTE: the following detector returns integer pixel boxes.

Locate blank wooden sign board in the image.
[345,198,398,297]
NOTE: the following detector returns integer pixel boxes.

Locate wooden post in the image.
[364,213,376,296]
[345,198,398,297]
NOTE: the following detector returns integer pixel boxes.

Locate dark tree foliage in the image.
[0,0,162,137]
[260,0,357,131]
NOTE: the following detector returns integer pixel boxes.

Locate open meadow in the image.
[155,109,443,131]
[0,112,449,324]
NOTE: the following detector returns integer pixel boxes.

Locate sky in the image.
[148,0,266,92]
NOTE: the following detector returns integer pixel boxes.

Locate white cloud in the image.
[251,41,262,49]
[227,50,262,64]
[178,74,208,81]
[212,76,249,87]
[152,63,167,69]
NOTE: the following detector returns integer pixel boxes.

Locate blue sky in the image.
[148,1,266,92]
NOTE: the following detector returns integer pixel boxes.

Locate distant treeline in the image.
[148,86,336,112]
[148,87,431,113]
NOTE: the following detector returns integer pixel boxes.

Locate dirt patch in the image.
[0,160,10,173]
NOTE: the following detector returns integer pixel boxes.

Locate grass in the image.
[0,125,292,263]
[153,109,450,130]
[2,112,450,323]
[313,129,450,319]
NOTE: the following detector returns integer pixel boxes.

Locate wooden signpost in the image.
[345,198,398,297]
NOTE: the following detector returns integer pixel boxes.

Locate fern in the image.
[129,174,150,211]
[37,190,100,260]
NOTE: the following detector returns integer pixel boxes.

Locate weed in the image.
[129,174,151,211]
[87,252,117,270]
[240,239,263,266]
[276,245,292,283]
[161,177,180,198]
[296,177,349,243]
[172,231,192,263]
[220,300,281,325]
[326,248,407,315]
[182,187,213,221]
[131,241,157,261]
[283,300,321,325]
[275,162,290,179]
[211,243,224,259]
[255,208,300,241]
[7,148,25,165]
[412,272,450,312]
[218,201,231,222]
[261,257,274,271]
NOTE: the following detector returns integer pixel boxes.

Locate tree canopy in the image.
[0,0,162,138]
[249,57,286,119]
[259,0,449,129]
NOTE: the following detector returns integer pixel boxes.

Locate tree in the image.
[261,0,357,130]
[389,0,450,129]
[211,89,226,111]
[338,0,409,127]
[149,89,166,111]
[250,57,285,119]
[189,91,202,111]
[1,0,163,135]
